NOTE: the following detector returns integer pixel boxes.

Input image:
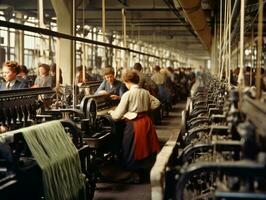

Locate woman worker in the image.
[109,69,161,183]
[0,61,29,90]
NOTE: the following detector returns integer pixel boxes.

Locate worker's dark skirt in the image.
[121,114,160,170]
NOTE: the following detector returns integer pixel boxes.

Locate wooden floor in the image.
[93,103,185,200]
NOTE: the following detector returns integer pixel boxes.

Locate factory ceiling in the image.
[0,0,216,60]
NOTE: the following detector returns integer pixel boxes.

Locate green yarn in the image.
[21,120,85,200]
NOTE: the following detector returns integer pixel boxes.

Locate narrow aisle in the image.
[93,103,185,200]
[156,103,185,145]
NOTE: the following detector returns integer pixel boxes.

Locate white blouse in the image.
[110,84,160,120]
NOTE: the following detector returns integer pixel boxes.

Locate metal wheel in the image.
[86,98,97,130]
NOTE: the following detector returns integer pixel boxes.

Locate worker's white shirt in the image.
[110,84,160,120]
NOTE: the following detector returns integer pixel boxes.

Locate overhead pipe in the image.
[102,0,106,68]
[122,8,128,68]
[173,0,212,52]
[255,0,263,99]
[237,0,245,90]
[72,0,76,108]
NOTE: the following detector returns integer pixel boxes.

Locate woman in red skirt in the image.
[110,69,161,183]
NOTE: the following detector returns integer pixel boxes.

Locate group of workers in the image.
[0,61,62,90]
[0,60,196,184]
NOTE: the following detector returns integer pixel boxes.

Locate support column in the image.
[15,12,24,65]
[3,8,12,61]
[51,0,73,85]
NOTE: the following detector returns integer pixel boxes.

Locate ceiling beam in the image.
[76,10,180,20]
[87,0,167,9]
[176,0,211,52]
